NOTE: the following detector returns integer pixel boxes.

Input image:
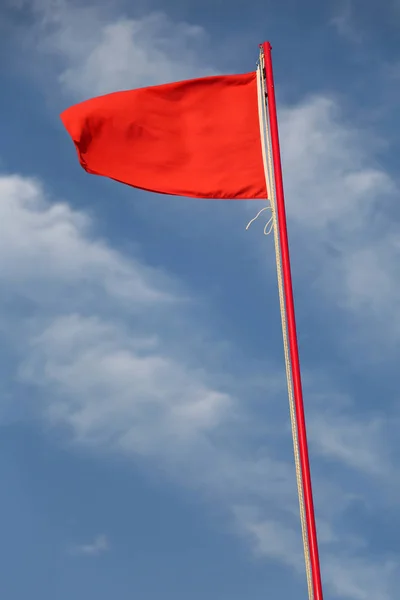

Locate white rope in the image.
[255,54,314,600]
[245,206,274,235]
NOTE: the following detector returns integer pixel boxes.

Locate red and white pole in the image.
[262,41,324,600]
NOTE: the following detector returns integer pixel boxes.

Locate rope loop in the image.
[245,205,274,235]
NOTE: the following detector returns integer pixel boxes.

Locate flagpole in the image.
[262,41,324,600]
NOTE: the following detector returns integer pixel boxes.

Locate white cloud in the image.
[0,173,231,453]
[21,313,233,453]
[0,176,372,599]
[233,503,400,600]
[0,175,311,588]
[309,411,393,480]
[21,0,215,98]
[280,96,394,232]
[279,94,400,354]
[233,507,304,571]
[71,534,109,556]
[323,555,396,600]
[330,0,364,43]
[0,174,176,307]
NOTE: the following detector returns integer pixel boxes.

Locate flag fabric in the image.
[60,72,267,200]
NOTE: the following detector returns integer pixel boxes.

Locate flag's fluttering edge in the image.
[60,72,267,200]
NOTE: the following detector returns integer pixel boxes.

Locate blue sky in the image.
[1,0,400,598]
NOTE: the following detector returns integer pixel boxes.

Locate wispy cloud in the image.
[0,169,376,599]
[0,175,176,308]
[3,169,397,599]
[279,94,400,355]
[16,0,215,98]
[330,0,364,43]
[70,534,109,556]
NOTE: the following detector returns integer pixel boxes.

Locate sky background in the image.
[1,0,400,599]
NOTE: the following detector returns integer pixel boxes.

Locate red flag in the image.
[60,72,267,200]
